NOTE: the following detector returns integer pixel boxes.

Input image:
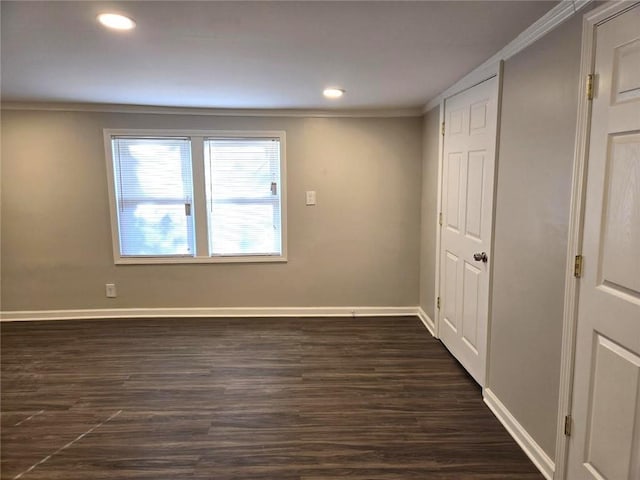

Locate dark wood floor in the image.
[1,317,543,479]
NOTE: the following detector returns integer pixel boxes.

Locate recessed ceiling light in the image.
[323,88,345,99]
[97,13,136,31]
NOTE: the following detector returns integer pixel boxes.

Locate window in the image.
[111,137,195,257]
[105,129,286,264]
[204,138,282,256]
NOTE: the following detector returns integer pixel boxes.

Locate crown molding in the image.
[2,1,591,119]
[2,2,593,119]
[0,101,423,118]
[423,0,593,112]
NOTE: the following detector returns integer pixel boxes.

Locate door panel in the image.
[462,261,481,352]
[583,335,640,480]
[600,133,640,296]
[449,107,465,135]
[444,251,459,332]
[446,152,463,231]
[470,100,488,132]
[465,150,486,240]
[438,77,498,386]
[567,5,640,480]
[614,38,640,103]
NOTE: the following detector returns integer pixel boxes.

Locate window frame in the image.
[104,129,287,265]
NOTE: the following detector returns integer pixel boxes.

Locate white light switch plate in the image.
[306,191,316,206]
[105,283,117,298]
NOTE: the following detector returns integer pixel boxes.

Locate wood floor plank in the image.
[1,317,543,479]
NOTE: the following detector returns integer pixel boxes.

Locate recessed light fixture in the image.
[323,88,345,99]
[97,13,136,31]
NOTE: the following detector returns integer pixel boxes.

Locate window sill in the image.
[114,255,287,265]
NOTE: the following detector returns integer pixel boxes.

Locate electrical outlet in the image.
[105,283,117,298]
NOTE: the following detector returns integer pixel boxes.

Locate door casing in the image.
[434,63,503,389]
[554,2,640,479]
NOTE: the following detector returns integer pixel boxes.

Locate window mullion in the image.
[190,136,209,258]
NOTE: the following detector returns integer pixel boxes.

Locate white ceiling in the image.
[1,1,558,111]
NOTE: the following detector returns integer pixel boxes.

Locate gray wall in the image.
[419,108,439,321]
[488,12,585,458]
[417,10,586,460]
[1,111,422,311]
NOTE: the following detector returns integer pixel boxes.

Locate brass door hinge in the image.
[439,212,443,226]
[586,74,594,101]
[437,297,441,310]
[564,415,572,436]
[574,255,583,278]
[441,121,445,136]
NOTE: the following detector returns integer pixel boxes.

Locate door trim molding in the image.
[484,61,505,394]
[554,2,640,479]
[484,388,555,480]
[434,70,503,387]
[432,98,445,339]
[0,306,421,322]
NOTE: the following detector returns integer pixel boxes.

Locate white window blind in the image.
[111,137,194,257]
[204,138,282,256]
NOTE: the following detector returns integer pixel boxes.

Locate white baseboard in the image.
[416,307,435,336]
[483,388,555,480]
[0,306,420,322]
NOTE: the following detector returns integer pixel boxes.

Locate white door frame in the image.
[433,62,503,385]
[553,2,640,479]
[428,1,594,341]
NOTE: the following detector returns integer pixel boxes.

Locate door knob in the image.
[473,252,488,263]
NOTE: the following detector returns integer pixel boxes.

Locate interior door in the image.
[567,5,640,480]
[439,77,498,386]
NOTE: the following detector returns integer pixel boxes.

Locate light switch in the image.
[105,283,117,298]
[306,190,316,206]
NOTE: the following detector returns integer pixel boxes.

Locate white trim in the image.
[416,307,435,336]
[0,306,421,322]
[1,1,593,119]
[111,254,289,265]
[432,68,502,345]
[0,102,422,118]
[104,128,288,138]
[432,100,444,339]
[554,9,594,480]
[484,60,505,396]
[484,388,555,480]
[436,73,502,387]
[424,0,594,112]
[427,65,500,113]
[554,2,640,479]
[1,1,592,119]
[104,129,288,264]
